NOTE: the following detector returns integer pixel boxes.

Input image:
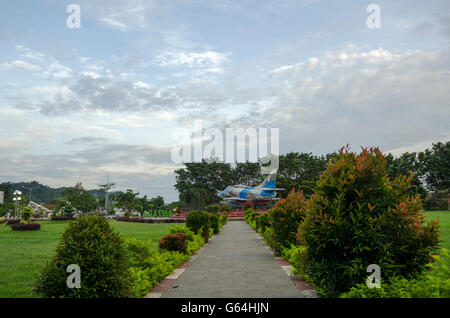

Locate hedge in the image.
[11,223,41,231]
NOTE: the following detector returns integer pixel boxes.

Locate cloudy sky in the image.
[0,0,449,202]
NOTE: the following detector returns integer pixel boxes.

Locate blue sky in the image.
[0,0,449,202]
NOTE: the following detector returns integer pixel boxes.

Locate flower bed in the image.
[50,216,75,221]
[116,217,184,223]
[11,223,41,231]
[6,219,21,225]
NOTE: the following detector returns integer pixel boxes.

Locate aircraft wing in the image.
[222,197,250,201]
[261,187,285,191]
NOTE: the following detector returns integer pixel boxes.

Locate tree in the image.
[277,152,329,197]
[114,189,139,213]
[385,152,427,196]
[418,141,450,192]
[61,182,97,213]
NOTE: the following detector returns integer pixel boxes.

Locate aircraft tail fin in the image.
[256,169,277,189]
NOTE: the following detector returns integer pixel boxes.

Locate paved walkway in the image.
[161,221,308,298]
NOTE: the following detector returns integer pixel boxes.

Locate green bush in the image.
[34,215,131,298]
[158,232,188,254]
[20,206,33,224]
[186,210,211,241]
[208,212,221,234]
[220,204,231,213]
[125,238,190,297]
[243,202,254,211]
[221,212,229,225]
[168,225,195,241]
[267,190,307,254]
[255,212,271,234]
[204,205,220,213]
[298,147,440,297]
[341,249,450,298]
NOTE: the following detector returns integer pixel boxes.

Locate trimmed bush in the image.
[220,212,229,225]
[204,205,220,213]
[51,216,75,221]
[34,215,131,298]
[21,206,33,224]
[208,212,221,234]
[220,204,231,213]
[255,212,271,234]
[186,210,210,236]
[298,147,440,297]
[6,219,21,225]
[125,238,190,297]
[11,223,41,231]
[268,190,307,254]
[158,232,188,254]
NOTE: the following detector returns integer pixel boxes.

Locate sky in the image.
[0,0,449,202]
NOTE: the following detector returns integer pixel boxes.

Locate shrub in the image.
[243,202,254,211]
[298,147,440,297]
[21,206,33,224]
[6,219,21,225]
[51,216,75,221]
[125,238,190,297]
[204,205,220,213]
[220,204,231,213]
[220,212,229,225]
[208,212,221,234]
[255,212,271,234]
[34,215,131,298]
[124,210,130,218]
[11,223,41,231]
[186,210,210,235]
[341,249,450,298]
[266,190,307,254]
[0,217,5,224]
[158,232,188,254]
[244,208,254,221]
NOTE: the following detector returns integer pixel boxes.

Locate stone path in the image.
[160,221,310,298]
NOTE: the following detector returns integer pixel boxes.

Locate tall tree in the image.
[418,141,450,192]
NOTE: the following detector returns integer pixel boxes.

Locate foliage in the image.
[11,223,41,231]
[20,206,34,224]
[34,215,131,298]
[243,202,254,211]
[385,152,427,196]
[282,245,309,278]
[220,204,231,213]
[277,152,331,197]
[341,249,450,298]
[61,182,97,213]
[158,232,188,254]
[298,146,440,297]
[267,190,307,254]
[186,210,210,237]
[220,212,229,225]
[208,212,221,234]
[418,141,450,192]
[255,212,271,234]
[204,204,220,213]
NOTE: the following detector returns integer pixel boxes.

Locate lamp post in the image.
[13,190,22,218]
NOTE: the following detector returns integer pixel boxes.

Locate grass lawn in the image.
[423,210,450,250]
[0,220,178,298]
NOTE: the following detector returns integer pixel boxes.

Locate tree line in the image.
[174,141,449,209]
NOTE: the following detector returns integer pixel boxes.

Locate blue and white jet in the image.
[217,170,284,207]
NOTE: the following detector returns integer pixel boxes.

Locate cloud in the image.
[0,60,40,71]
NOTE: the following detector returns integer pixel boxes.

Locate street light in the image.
[13,190,22,218]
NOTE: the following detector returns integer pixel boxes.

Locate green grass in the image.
[0,220,178,298]
[423,210,450,250]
